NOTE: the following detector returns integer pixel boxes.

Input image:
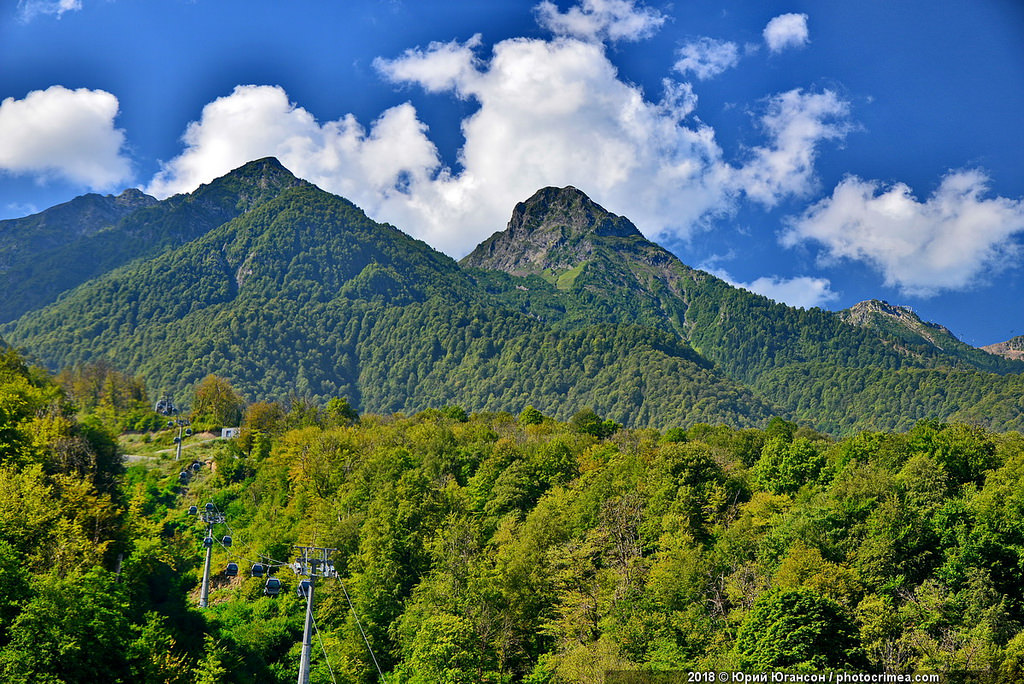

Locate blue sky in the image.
[2,0,1023,346]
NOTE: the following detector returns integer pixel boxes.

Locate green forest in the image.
[4,351,1024,683]
[6,173,1024,437]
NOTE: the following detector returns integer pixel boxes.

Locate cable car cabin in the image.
[188,505,198,516]
[191,462,202,472]
[178,471,189,482]
[251,563,266,577]
[222,535,232,547]
[264,577,282,596]
[296,579,311,598]
[203,537,214,548]
[225,562,239,577]
[205,502,216,513]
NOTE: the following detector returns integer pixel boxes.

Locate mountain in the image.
[2,173,773,429]
[0,157,304,323]
[3,165,1023,434]
[839,299,1016,374]
[463,185,1024,432]
[983,335,1024,361]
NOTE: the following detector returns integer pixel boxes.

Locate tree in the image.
[735,588,867,671]
[190,374,245,429]
[519,406,545,426]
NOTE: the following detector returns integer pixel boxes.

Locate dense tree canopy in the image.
[2,348,1024,682]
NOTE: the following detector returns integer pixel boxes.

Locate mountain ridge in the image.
[0,157,304,323]
[3,159,1022,434]
[983,335,1024,361]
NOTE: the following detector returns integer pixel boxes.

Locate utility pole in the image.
[156,395,191,460]
[292,546,336,684]
[172,414,191,461]
[197,503,227,608]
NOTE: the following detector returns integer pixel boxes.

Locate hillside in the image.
[3,162,1022,434]
[3,177,772,429]
[0,157,305,323]
[5,349,1024,681]
[839,299,1017,374]
[463,186,1024,432]
[983,334,1024,361]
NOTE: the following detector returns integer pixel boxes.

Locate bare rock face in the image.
[982,335,1024,361]
[460,186,641,277]
[839,299,957,350]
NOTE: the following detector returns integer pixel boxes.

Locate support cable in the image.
[311,614,338,684]
[339,577,383,679]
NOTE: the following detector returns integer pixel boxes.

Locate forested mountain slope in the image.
[463,185,1024,432]
[0,158,304,323]
[5,349,1024,681]
[3,161,1022,434]
[3,179,772,429]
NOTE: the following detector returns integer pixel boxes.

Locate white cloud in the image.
[375,35,733,251]
[18,0,81,21]
[151,35,739,255]
[378,35,483,96]
[674,37,741,80]
[535,0,666,43]
[735,88,852,207]
[783,170,1024,296]
[763,13,809,53]
[149,26,850,255]
[146,85,441,207]
[707,267,838,309]
[0,86,132,189]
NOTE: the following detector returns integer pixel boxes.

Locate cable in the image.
[311,613,338,684]
[339,577,384,679]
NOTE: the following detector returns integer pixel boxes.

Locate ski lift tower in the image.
[292,546,337,684]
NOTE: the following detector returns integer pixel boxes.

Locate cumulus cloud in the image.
[146,84,441,206]
[18,0,81,21]
[152,34,739,254]
[148,11,848,255]
[707,268,838,309]
[783,170,1024,296]
[0,86,132,189]
[763,13,809,53]
[674,38,741,80]
[735,88,853,207]
[376,35,732,251]
[535,0,666,43]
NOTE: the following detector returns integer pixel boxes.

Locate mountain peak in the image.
[187,157,307,214]
[509,186,641,240]
[461,186,642,276]
[982,335,1024,361]
[841,299,956,339]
